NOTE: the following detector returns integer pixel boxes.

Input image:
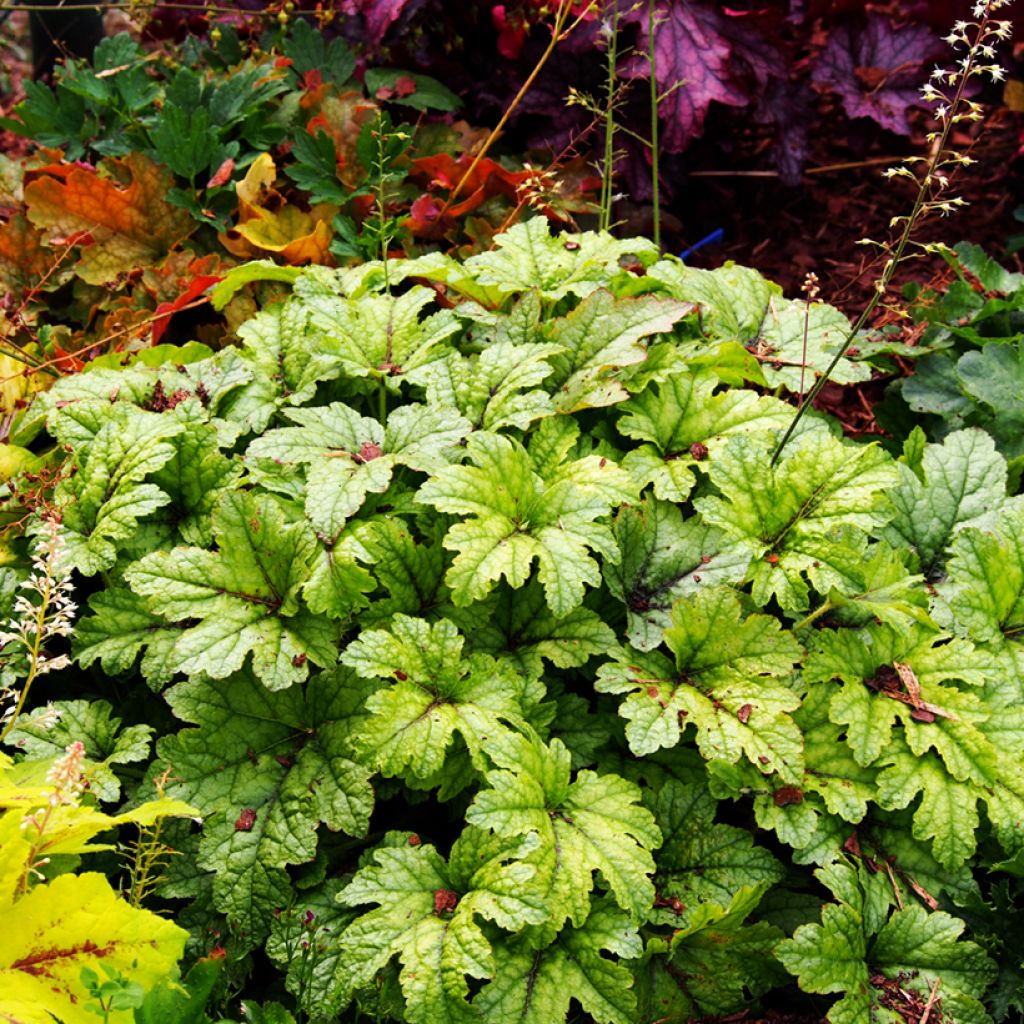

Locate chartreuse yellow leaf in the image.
[0,752,196,1023]
[0,871,187,1024]
[0,756,196,868]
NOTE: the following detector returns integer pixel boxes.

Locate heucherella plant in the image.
[4,215,1024,1022]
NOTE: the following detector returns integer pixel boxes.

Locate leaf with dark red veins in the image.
[125,490,336,690]
[337,829,545,1024]
[157,667,374,943]
[596,586,803,780]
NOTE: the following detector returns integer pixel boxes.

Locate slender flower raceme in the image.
[0,514,76,744]
[772,0,1014,464]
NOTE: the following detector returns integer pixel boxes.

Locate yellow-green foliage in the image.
[0,750,196,1023]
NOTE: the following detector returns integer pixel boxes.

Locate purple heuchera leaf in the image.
[341,0,419,48]
[621,1,784,152]
[812,13,944,135]
[754,79,814,186]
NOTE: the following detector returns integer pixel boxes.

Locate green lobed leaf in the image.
[596,586,804,780]
[415,335,561,432]
[220,300,341,432]
[463,218,658,300]
[944,502,1024,645]
[126,490,335,690]
[157,668,374,943]
[646,778,784,915]
[474,897,642,1024]
[303,285,461,390]
[48,404,183,575]
[73,587,185,690]
[466,731,661,931]
[879,429,1009,576]
[543,290,691,412]
[647,258,867,391]
[957,341,1024,460]
[417,423,636,615]
[696,430,897,612]
[605,497,751,651]
[647,885,784,1017]
[778,863,995,1024]
[618,366,793,501]
[5,699,151,802]
[247,401,469,536]
[469,581,616,677]
[341,614,541,780]
[337,829,545,1024]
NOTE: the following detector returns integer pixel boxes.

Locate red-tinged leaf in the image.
[375,85,396,100]
[207,157,236,190]
[812,13,943,135]
[409,153,530,219]
[302,90,380,190]
[406,193,444,236]
[0,213,66,296]
[340,0,415,48]
[303,69,323,91]
[306,111,330,136]
[24,153,195,285]
[492,4,528,60]
[51,344,86,374]
[150,273,222,345]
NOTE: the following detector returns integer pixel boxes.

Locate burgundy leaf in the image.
[622,1,785,151]
[812,14,943,135]
[753,78,814,185]
[341,0,422,48]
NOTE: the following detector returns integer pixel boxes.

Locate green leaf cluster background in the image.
[7,219,1024,1023]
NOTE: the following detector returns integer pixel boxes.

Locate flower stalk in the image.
[771,0,1014,465]
[0,515,76,745]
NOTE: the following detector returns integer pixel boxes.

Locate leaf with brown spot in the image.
[25,154,195,285]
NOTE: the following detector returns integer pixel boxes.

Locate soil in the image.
[673,100,1024,318]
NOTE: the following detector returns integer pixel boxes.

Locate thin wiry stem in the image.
[770,9,998,466]
[437,1,596,218]
[599,0,620,233]
[647,0,661,251]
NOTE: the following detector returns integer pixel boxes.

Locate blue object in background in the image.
[680,228,725,262]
